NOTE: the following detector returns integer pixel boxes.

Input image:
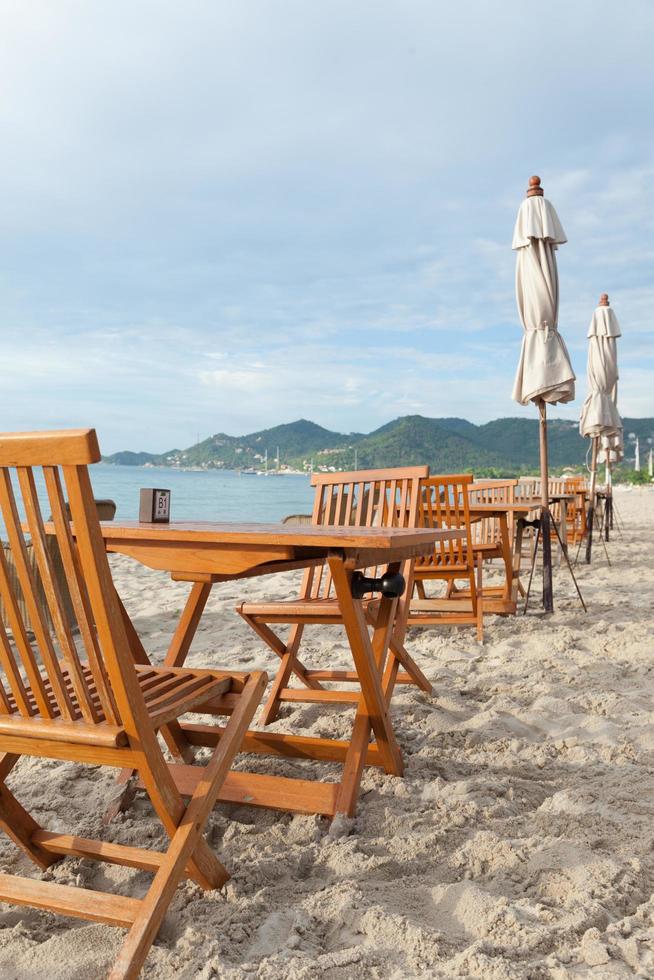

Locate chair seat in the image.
[414,559,470,577]
[239,596,380,620]
[0,663,237,747]
[471,542,503,557]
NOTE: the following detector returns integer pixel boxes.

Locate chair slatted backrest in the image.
[416,474,473,570]
[515,478,537,501]
[304,466,429,600]
[563,476,589,538]
[547,477,583,536]
[468,478,518,547]
[0,430,142,733]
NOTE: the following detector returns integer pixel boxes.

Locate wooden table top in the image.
[98,521,463,552]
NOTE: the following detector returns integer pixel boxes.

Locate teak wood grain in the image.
[410,474,485,640]
[0,428,269,979]
[235,466,433,727]
[77,484,462,824]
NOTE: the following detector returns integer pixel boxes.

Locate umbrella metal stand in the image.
[604,458,612,541]
[522,400,587,614]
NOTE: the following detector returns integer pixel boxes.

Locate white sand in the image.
[0,488,652,979]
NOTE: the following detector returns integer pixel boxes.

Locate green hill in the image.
[103,415,654,477]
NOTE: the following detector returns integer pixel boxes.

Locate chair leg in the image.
[414,580,427,600]
[238,613,330,725]
[238,613,324,691]
[365,606,431,694]
[475,557,484,643]
[0,766,59,871]
[110,672,267,979]
[258,623,305,725]
[161,719,196,764]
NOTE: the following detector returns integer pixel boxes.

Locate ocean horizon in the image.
[91,464,315,523]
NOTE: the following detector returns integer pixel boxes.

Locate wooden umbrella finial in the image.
[599,293,610,306]
[526,176,543,197]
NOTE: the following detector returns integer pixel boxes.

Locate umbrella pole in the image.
[585,436,598,563]
[538,399,554,613]
[606,462,612,539]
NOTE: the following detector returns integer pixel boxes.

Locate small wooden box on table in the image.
[99,519,460,820]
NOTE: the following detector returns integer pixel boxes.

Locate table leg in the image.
[328,555,404,816]
[116,591,151,665]
[164,582,213,668]
[498,514,513,605]
[513,517,526,598]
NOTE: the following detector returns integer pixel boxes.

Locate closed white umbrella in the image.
[580,295,621,438]
[580,294,622,561]
[513,176,576,613]
[512,184,575,407]
[598,431,624,466]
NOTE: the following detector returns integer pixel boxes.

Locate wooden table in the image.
[99,520,460,819]
[468,502,538,613]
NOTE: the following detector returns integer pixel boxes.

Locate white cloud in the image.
[0,0,652,449]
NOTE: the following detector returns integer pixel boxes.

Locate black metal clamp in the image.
[351,570,406,599]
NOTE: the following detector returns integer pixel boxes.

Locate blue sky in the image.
[1,0,653,454]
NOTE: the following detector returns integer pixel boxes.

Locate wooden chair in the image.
[0,429,267,980]
[462,478,523,603]
[408,474,484,641]
[562,476,589,543]
[468,479,519,561]
[549,477,587,545]
[236,466,431,726]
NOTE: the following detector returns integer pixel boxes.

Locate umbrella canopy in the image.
[598,431,624,465]
[512,179,576,406]
[579,299,622,439]
[580,294,622,562]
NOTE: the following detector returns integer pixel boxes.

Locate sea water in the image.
[1,465,316,539]
[88,465,315,522]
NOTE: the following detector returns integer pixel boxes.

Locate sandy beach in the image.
[0,487,651,979]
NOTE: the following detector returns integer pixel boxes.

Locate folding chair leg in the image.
[136,763,228,892]
[258,623,306,725]
[110,671,267,980]
[475,556,484,643]
[414,580,427,600]
[161,719,196,764]
[388,636,432,693]
[0,766,59,871]
[365,608,432,694]
[238,613,324,699]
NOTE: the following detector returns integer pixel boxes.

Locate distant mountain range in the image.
[103,415,653,476]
